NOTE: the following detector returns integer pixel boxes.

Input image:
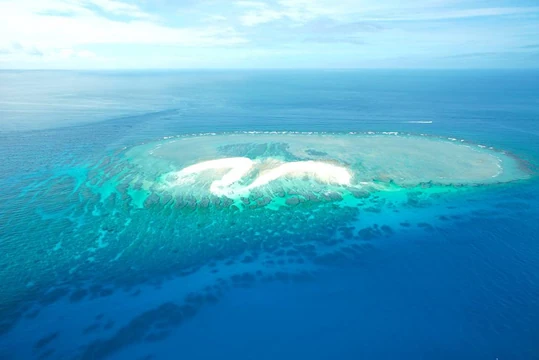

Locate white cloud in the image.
[77,49,97,58]
[363,6,539,21]
[234,0,539,27]
[234,1,268,9]
[58,48,75,58]
[0,0,247,66]
[88,0,150,18]
[1,0,538,68]
[0,42,97,59]
[203,14,228,23]
[236,0,330,26]
[240,9,284,26]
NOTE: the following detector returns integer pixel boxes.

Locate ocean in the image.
[0,69,538,360]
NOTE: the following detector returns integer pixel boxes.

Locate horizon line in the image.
[1,67,539,71]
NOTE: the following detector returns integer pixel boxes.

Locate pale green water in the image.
[123,132,528,205]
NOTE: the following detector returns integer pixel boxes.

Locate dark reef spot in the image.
[314,251,350,266]
[185,292,205,305]
[290,271,315,283]
[274,272,290,283]
[80,302,195,360]
[34,332,59,350]
[199,198,209,208]
[205,293,219,304]
[178,267,199,277]
[417,222,434,231]
[89,284,103,296]
[286,196,300,206]
[230,272,256,285]
[323,238,339,246]
[294,244,317,257]
[381,225,393,235]
[104,320,115,330]
[351,189,370,199]
[305,149,328,156]
[180,304,198,319]
[495,201,530,210]
[40,288,69,305]
[341,246,357,255]
[274,249,285,256]
[357,226,382,240]
[0,319,16,336]
[471,209,499,217]
[339,226,354,239]
[328,192,343,201]
[25,309,40,319]
[144,331,170,343]
[400,222,411,227]
[38,349,55,360]
[70,289,88,303]
[138,354,155,360]
[281,240,293,247]
[99,288,114,297]
[83,323,101,335]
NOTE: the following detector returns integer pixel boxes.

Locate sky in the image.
[0,0,538,69]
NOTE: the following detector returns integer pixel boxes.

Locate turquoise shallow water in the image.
[0,70,538,360]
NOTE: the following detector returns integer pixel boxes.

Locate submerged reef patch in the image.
[0,132,532,352]
[127,132,528,206]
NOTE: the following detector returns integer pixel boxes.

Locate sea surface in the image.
[0,70,538,360]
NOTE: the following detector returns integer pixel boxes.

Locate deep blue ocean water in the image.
[0,70,538,360]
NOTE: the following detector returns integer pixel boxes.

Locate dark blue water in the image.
[0,70,538,360]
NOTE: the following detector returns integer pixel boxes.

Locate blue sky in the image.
[0,0,538,69]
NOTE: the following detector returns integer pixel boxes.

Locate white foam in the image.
[169,157,352,197]
[248,161,352,189]
[173,157,254,196]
